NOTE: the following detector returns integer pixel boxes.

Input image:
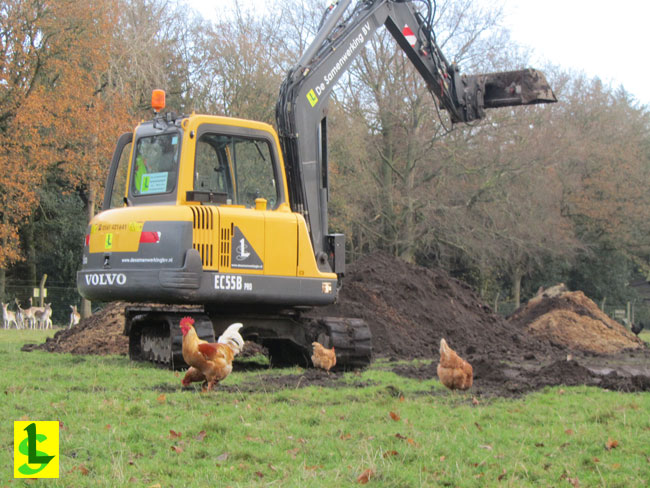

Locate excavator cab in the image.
[82,107,339,305]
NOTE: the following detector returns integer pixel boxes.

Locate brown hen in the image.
[437,338,473,391]
[311,342,336,371]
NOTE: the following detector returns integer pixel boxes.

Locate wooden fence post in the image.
[39,274,47,307]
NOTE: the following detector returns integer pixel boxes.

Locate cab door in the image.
[191,126,297,277]
[102,133,133,210]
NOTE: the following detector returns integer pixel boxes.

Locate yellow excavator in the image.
[77,0,556,369]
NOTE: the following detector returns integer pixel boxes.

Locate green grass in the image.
[1,329,649,487]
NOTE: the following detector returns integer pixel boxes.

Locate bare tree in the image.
[329,0,514,262]
[558,75,650,269]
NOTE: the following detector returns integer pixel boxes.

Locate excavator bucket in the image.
[454,68,557,122]
[480,68,558,108]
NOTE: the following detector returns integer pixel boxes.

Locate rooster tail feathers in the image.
[440,338,449,355]
[218,322,244,355]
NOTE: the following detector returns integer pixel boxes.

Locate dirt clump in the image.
[22,302,128,355]
[508,288,644,354]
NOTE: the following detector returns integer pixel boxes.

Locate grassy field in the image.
[1,329,649,487]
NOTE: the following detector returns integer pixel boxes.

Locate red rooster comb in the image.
[180,316,195,327]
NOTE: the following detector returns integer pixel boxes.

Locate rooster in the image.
[437,338,473,391]
[180,317,244,391]
[311,342,336,371]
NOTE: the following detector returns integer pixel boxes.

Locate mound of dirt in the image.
[310,252,562,361]
[508,289,644,354]
[22,302,128,355]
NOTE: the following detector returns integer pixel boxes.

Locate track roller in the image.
[126,306,215,370]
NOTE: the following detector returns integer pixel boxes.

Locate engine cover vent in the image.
[190,206,215,268]
[220,226,231,268]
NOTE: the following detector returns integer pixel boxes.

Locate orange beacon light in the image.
[151,89,166,112]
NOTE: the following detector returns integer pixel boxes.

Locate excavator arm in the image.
[276,0,556,271]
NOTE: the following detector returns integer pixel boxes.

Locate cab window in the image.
[132,133,180,195]
[194,134,278,208]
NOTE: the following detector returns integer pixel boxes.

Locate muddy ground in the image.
[23,252,650,398]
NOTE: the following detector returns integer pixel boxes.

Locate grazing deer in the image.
[1,302,18,329]
[17,298,36,329]
[69,305,80,329]
[34,303,53,330]
[13,302,25,329]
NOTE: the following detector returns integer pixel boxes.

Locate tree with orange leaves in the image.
[0,0,134,296]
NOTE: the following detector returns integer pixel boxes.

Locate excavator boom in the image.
[277,0,556,268]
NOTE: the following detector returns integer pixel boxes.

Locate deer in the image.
[1,302,18,329]
[69,305,80,329]
[34,303,53,330]
[13,303,25,329]
[17,298,36,329]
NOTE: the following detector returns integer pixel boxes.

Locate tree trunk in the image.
[38,274,47,308]
[493,290,500,314]
[380,145,395,253]
[25,220,37,286]
[81,187,96,318]
[0,268,5,302]
[400,160,416,264]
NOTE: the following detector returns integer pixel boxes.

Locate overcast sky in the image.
[188,0,650,107]
[500,0,650,106]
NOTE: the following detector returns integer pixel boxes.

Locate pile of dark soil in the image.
[22,252,650,397]
[22,302,128,355]
[309,252,562,361]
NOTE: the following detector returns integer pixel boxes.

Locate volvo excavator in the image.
[77,0,556,369]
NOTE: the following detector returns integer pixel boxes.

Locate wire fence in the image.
[602,303,650,327]
[2,282,83,327]
[493,300,518,317]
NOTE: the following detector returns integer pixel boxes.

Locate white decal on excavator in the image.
[311,22,371,100]
[231,227,263,270]
[85,273,127,286]
[214,274,252,292]
[235,238,251,261]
